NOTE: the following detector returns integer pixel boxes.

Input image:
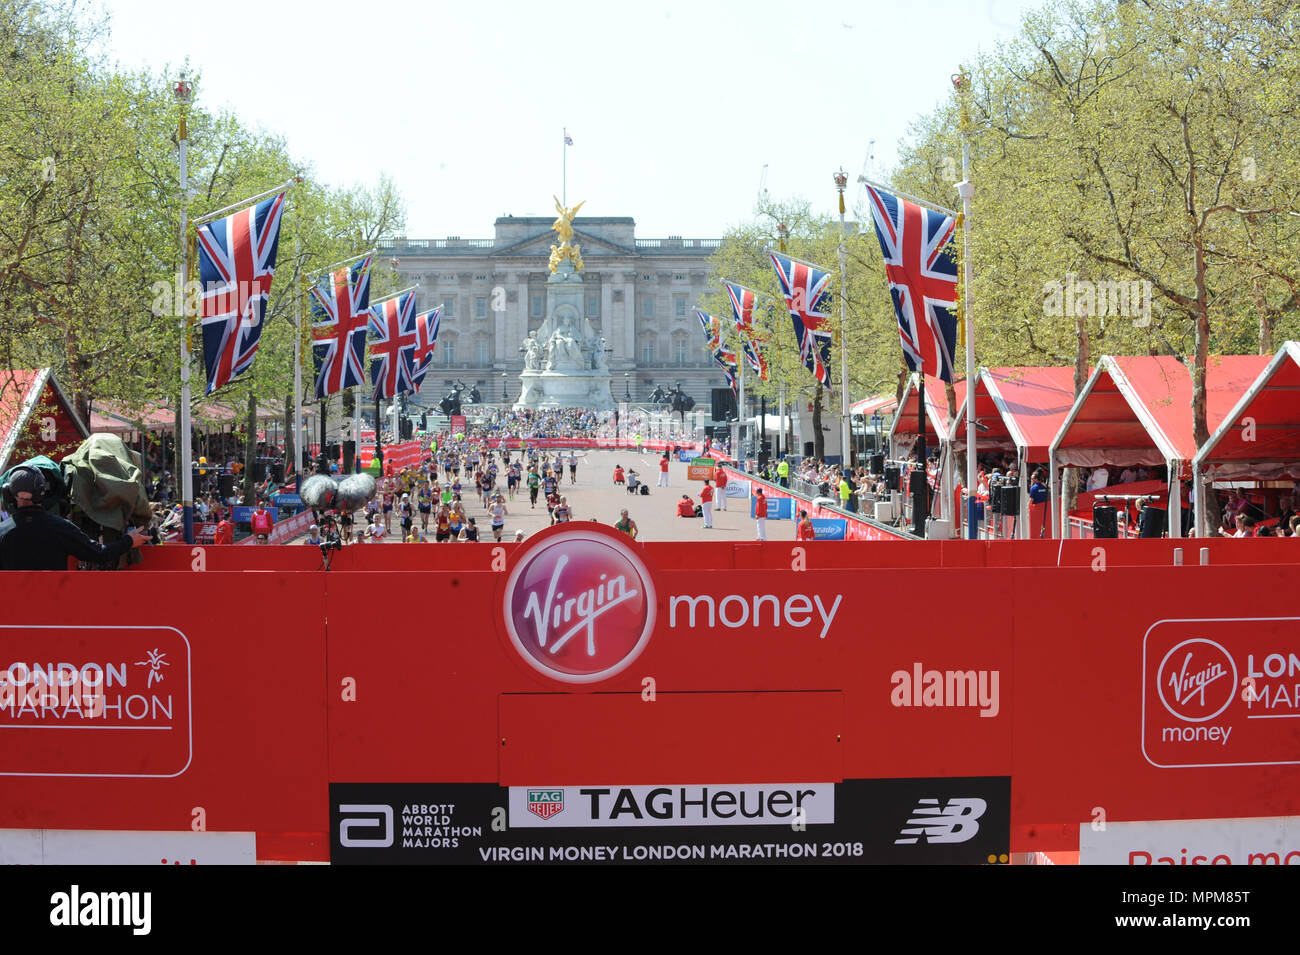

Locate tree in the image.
[704,197,902,461]
[892,0,1300,453]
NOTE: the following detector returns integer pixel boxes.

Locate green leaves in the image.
[0,0,406,421]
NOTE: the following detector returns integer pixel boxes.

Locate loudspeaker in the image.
[998,484,1020,516]
[270,461,284,484]
[870,453,885,476]
[711,388,737,421]
[342,440,356,473]
[884,465,901,491]
[252,461,267,482]
[803,442,814,458]
[401,418,414,441]
[218,473,236,499]
[909,468,928,532]
[1093,504,1118,539]
[990,484,1004,514]
[1139,505,1165,538]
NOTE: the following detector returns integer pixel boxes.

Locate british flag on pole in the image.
[768,251,833,388]
[196,192,287,394]
[696,309,723,351]
[723,280,770,381]
[712,347,739,394]
[409,305,442,394]
[368,291,420,400]
[864,184,959,382]
[311,256,372,399]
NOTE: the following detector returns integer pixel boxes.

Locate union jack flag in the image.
[368,291,420,400]
[724,280,769,381]
[769,251,833,388]
[696,309,723,351]
[409,305,442,393]
[712,347,739,394]
[196,192,286,394]
[723,281,770,381]
[311,257,372,398]
[864,185,958,382]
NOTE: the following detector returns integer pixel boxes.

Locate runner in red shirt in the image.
[657,454,669,487]
[753,487,768,541]
[714,466,728,511]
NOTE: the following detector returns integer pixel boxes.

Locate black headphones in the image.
[2,465,47,510]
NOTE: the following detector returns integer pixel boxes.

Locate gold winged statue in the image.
[549,196,585,273]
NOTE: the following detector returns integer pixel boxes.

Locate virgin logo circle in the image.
[503,526,656,684]
[1156,638,1237,723]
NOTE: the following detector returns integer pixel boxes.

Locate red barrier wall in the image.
[2,528,1297,861]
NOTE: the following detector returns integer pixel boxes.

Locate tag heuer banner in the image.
[330,777,1011,865]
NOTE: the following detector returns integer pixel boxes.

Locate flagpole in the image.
[562,128,567,207]
[776,222,789,466]
[309,249,377,281]
[173,76,195,545]
[739,353,748,465]
[194,178,299,226]
[955,71,978,540]
[915,374,928,537]
[294,234,303,476]
[856,175,958,218]
[835,169,851,470]
[368,284,420,306]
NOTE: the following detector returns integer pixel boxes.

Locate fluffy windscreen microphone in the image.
[336,473,377,512]
[300,474,339,510]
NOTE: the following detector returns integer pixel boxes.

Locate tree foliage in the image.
[0,0,406,432]
[710,0,1299,453]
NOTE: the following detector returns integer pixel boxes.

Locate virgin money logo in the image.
[1157,638,1236,723]
[503,527,656,684]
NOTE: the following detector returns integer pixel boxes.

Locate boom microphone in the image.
[336,473,377,512]
[300,474,339,510]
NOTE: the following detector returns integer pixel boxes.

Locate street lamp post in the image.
[834,168,851,471]
[174,74,195,544]
[776,222,789,464]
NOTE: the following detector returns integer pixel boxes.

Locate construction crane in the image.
[757,164,769,205]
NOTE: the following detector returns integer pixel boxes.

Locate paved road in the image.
[335,449,794,544]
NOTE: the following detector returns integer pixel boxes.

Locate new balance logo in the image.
[895,797,986,844]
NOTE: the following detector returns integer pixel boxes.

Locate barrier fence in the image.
[3,526,1295,864]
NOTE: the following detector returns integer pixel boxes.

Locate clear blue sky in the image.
[96,0,1044,238]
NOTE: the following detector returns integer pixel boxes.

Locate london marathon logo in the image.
[503,527,656,684]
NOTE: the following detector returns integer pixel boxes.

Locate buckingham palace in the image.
[379,215,728,407]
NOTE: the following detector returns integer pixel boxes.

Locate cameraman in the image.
[0,466,150,570]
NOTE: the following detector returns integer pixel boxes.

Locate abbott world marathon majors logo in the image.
[503,525,656,684]
[1143,617,1300,769]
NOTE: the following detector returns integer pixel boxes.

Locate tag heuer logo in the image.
[527,789,564,820]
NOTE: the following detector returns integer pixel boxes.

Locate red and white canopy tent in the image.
[1048,354,1271,538]
[0,368,90,474]
[849,393,898,417]
[948,366,1077,538]
[1191,341,1300,535]
[886,374,967,527]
